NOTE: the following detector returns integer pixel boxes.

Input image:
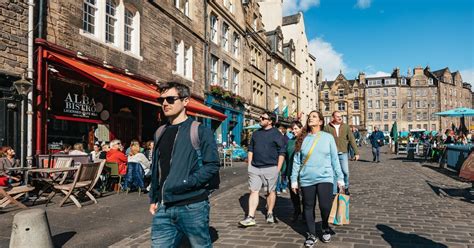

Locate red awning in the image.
[44,51,226,121]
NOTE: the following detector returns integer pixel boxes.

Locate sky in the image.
[282,0,474,85]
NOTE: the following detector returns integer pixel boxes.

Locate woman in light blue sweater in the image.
[291,111,344,247]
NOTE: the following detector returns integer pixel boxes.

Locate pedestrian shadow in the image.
[52,231,76,247]
[389,157,425,163]
[238,193,269,218]
[376,224,447,248]
[426,181,473,204]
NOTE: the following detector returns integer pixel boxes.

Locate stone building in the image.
[241,0,268,124]
[265,27,300,125]
[32,0,224,153]
[0,1,28,150]
[319,72,365,129]
[281,13,317,122]
[432,67,472,131]
[205,0,247,144]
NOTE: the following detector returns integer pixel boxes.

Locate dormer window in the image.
[401,78,407,85]
[428,78,434,85]
[277,38,282,52]
[291,50,295,62]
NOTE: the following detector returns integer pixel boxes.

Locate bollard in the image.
[10,208,54,248]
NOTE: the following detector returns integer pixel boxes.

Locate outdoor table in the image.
[27,167,79,202]
[444,144,473,172]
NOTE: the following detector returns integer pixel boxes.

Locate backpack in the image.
[154,121,220,194]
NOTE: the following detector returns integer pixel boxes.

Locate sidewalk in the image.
[112,146,474,247]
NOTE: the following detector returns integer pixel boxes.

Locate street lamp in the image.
[13,73,33,170]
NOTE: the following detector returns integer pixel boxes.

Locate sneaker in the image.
[321,230,331,243]
[266,213,275,223]
[239,216,256,227]
[304,233,317,247]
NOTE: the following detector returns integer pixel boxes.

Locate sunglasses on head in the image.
[157,96,185,105]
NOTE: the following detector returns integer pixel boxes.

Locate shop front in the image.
[35,39,226,154]
[205,94,244,146]
[0,72,21,151]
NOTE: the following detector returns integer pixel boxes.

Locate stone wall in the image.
[0,0,28,75]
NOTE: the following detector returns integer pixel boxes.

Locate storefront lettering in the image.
[64,93,99,117]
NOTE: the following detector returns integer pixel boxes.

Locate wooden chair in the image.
[47,162,100,208]
[0,185,35,209]
[105,162,123,194]
[88,160,106,197]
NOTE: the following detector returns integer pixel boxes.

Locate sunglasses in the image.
[260,116,270,121]
[157,96,185,105]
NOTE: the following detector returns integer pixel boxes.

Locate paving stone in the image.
[111,147,474,248]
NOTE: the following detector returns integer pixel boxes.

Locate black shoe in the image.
[376,161,380,163]
[304,233,317,247]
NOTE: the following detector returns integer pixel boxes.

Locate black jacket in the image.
[149,118,219,205]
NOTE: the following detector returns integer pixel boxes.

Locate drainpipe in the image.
[26,0,35,167]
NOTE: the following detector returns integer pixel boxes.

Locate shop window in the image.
[222,22,229,52]
[232,33,240,57]
[232,69,239,94]
[83,0,97,34]
[210,15,218,44]
[222,62,230,89]
[105,0,116,43]
[174,40,193,80]
[174,0,189,17]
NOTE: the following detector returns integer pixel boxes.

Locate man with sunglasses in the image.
[239,112,286,227]
[149,82,219,248]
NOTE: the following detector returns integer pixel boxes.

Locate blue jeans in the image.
[334,153,349,194]
[151,200,211,248]
[372,146,380,162]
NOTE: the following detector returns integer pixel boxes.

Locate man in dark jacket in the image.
[149,82,219,248]
[239,112,285,227]
[369,126,385,163]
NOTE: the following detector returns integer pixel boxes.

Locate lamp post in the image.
[13,74,33,170]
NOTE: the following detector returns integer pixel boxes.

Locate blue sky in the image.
[283,0,474,84]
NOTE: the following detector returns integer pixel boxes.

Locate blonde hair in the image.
[73,143,84,152]
[130,143,141,155]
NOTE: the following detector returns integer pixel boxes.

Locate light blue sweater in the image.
[290,131,344,188]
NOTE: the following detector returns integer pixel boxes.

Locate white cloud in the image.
[308,37,348,81]
[283,0,320,15]
[460,69,474,87]
[355,0,372,9]
[366,71,391,77]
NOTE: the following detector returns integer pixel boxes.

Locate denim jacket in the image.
[149,118,219,205]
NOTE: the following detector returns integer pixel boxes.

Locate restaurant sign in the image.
[51,79,109,121]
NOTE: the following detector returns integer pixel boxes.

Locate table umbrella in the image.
[390,121,398,143]
[434,107,474,135]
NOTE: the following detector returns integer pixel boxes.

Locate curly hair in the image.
[295,111,325,152]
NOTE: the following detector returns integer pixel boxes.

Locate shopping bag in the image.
[329,193,350,225]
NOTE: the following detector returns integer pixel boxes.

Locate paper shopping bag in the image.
[329,193,350,225]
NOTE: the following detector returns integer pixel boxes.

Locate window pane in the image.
[83,0,96,34]
[124,10,134,51]
[105,0,116,43]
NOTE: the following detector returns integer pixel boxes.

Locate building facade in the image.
[205,0,247,145]
[32,0,225,154]
[265,27,300,125]
[281,13,317,122]
[0,1,28,151]
[319,72,365,129]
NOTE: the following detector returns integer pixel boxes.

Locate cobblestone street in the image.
[112,146,474,248]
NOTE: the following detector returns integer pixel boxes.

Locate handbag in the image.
[329,193,350,225]
[297,133,322,182]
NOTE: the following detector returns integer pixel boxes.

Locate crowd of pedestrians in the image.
[236,110,359,247]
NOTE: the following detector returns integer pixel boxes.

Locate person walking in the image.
[323,111,359,195]
[149,82,219,248]
[291,111,344,247]
[369,126,385,163]
[239,112,286,227]
[285,121,304,222]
